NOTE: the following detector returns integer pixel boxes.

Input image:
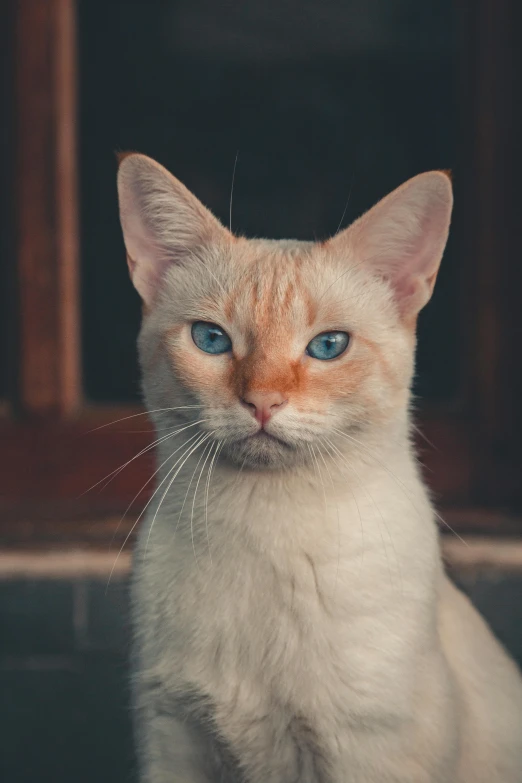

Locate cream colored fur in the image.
[118,155,522,782]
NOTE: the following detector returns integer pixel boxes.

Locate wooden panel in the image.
[0,409,153,505]
[0,1,15,403]
[14,0,80,416]
[459,0,522,508]
[0,407,471,507]
[1,0,518,542]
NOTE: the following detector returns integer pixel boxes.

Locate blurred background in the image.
[1,1,521,781]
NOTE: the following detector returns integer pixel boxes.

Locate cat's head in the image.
[117,155,452,469]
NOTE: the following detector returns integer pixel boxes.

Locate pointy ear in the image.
[117,153,230,305]
[329,171,453,320]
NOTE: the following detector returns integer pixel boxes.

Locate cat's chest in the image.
[164,536,413,725]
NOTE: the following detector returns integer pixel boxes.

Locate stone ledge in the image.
[0,549,132,579]
[443,537,522,576]
[1,537,522,579]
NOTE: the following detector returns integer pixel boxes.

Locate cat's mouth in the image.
[222,426,304,469]
[246,430,290,447]
[211,413,306,466]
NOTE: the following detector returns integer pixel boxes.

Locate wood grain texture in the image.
[2,1,520,535]
[0,406,471,508]
[14,0,80,416]
[458,0,522,507]
[0,408,154,505]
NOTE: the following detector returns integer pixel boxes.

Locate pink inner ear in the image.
[337,172,453,319]
[386,212,436,284]
[394,276,419,301]
[117,153,230,306]
[120,205,170,305]
[125,247,165,305]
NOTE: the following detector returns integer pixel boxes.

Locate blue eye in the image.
[191,322,232,355]
[306,331,350,361]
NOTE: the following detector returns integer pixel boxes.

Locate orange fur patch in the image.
[230,351,305,400]
[162,251,401,420]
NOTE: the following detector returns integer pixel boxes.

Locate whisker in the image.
[121,422,210,433]
[190,439,216,568]
[334,170,355,235]
[411,423,439,452]
[87,406,202,432]
[430,509,470,546]
[334,200,350,236]
[229,150,239,233]
[174,439,212,538]
[144,432,214,557]
[82,418,209,496]
[106,430,210,591]
[204,440,224,564]
[175,439,213,540]
[108,430,203,552]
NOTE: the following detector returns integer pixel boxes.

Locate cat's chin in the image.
[223,432,305,470]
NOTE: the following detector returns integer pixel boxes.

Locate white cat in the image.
[118,153,522,782]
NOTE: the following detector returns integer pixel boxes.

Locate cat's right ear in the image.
[117,153,230,305]
[328,171,453,321]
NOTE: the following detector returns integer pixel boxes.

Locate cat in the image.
[117,153,522,782]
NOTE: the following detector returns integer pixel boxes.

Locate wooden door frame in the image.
[1,0,521,546]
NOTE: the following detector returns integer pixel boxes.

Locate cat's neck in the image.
[151,412,431,552]
[142,412,440,615]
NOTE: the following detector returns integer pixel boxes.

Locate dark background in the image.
[2,2,522,783]
[79,0,458,402]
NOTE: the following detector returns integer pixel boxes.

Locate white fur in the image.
[117,156,522,782]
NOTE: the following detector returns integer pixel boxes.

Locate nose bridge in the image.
[235,346,295,398]
[236,349,273,397]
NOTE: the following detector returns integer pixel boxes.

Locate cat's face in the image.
[118,155,452,469]
[141,240,409,469]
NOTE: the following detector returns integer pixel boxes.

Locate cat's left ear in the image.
[329,171,453,320]
[117,153,230,305]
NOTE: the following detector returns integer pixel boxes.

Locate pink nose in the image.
[241,391,288,426]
